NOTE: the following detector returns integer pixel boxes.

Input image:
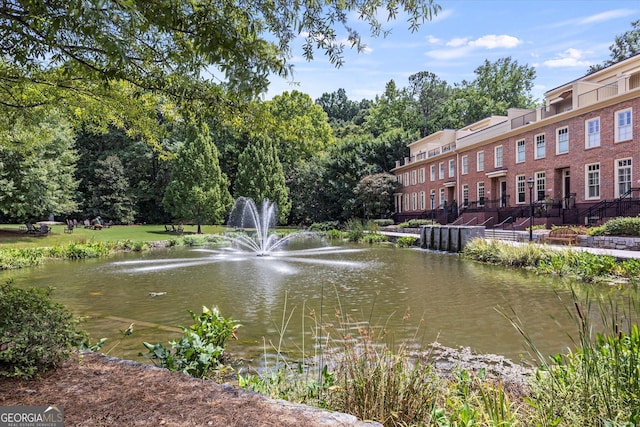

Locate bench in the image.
[542,228,579,245]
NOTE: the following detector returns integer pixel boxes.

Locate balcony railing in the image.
[577,82,618,108]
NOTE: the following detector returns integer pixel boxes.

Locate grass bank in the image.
[461,238,640,284]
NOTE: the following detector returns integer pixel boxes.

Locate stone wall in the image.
[578,235,640,251]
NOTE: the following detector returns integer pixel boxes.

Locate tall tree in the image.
[234,137,291,224]
[588,20,640,73]
[86,155,137,224]
[407,71,452,136]
[0,111,78,222]
[261,91,334,178]
[354,173,399,219]
[435,57,536,129]
[363,80,422,137]
[163,122,232,233]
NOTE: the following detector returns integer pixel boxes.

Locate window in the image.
[430,165,436,181]
[494,145,503,168]
[477,182,485,207]
[396,175,402,185]
[419,191,426,210]
[516,175,526,204]
[516,139,526,163]
[439,162,444,179]
[616,158,632,197]
[439,188,445,207]
[586,118,600,148]
[411,170,417,185]
[535,172,546,201]
[462,185,469,207]
[403,172,409,187]
[411,192,417,210]
[535,134,545,159]
[448,159,455,178]
[430,191,436,209]
[615,108,632,142]
[461,155,469,174]
[586,164,600,199]
[418,168,425,184]
[556,127,568,154]
[477,151,484,171]
[403,194,409,211]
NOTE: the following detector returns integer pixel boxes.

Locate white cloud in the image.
[426,35,441,44]
[447,37,469,47]
[425,46,471,60]
[543,48,592,68]
[579,9,637,24]
[430,8,454,23]
[469,34,521,49]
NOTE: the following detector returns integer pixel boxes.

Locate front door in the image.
[499,179,507,207]
[563,169,571,208]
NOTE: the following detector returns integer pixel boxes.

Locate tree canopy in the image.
[588,20,640,74]
[0,0,441,143]
[162,122,232,232]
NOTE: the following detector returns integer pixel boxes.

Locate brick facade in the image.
[393,55,640,227]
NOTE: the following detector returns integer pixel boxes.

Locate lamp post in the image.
[527,177,535,242]
[430,193,435,223]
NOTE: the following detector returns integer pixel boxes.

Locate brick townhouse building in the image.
[392,54,640,229]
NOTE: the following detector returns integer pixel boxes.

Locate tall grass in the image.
[239,287,522,426]
[504,287,640,426]
[463,238,640,284]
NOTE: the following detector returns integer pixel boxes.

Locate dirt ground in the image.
[0,352,375,427]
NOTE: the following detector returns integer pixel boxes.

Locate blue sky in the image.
[266,0,639,102]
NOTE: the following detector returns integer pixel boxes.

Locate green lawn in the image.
[0,224,229,249]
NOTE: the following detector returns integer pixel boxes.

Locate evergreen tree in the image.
[234,137,291,224]
[87,155,137,224]
[163,122,232,233]
[0,111,78,222]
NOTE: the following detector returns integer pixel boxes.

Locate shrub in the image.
[325,229,343,240]
[397,219,436,229]
[0,281,84,378]
[142,306,241,378]
[372,219,394,227]
[309,221,340,232]
[600,217,640,236]
[344,219,364,242]
[361,233,388,244]
[397,236,419,247]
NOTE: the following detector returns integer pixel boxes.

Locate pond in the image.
[2,241,587,365]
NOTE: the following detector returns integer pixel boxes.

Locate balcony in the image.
[577,82,618,108]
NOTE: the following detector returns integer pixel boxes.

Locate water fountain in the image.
[225,197,312,256]
[111,197,364,274]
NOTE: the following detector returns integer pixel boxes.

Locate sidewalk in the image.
[380,230,640,260]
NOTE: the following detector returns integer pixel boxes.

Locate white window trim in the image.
[585,163,601,200]
[448,159,455,178]
[615,108,633,143]
[430,165,436,181]
[461,155,468,175]
[439,162,444,180]
[615,158,633,198]
[477,151,484,172]
[556,126,569,155]
[515,139,525,163]
[585,117,601,149]
[516,175,526,204]
[534,133,546,160]
[494,145,503,168]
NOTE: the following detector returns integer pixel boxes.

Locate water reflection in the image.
[1,242,589,365]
